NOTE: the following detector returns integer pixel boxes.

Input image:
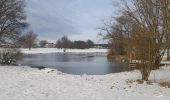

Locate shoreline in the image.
[21,48,108,55]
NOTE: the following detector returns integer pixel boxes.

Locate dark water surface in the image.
[17,53,128,75]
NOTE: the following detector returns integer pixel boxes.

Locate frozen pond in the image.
[17,53,128,75]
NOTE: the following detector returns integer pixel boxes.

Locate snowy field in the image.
[21,48,108,55]
[0,65,170,100]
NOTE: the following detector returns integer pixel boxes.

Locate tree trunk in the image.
[29,45,31,50]
[167,48,170,60]
[153,56,161,69]
[141,68,150,81]
[140,63,151,81]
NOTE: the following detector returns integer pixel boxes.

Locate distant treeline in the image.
[16,35,95,49]
[55,36,94,49]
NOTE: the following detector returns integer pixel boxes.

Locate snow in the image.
[0,65,170,100]
[1,48,170,99]
[21,48,108,55]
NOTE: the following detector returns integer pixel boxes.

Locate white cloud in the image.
[25,0,119,42]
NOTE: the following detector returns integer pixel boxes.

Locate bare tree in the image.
[0,0,27,44]
[55,39,62,48]
[39,40,48,48]
[73,41,88,49]
[61,36,72,49]
[86,40,94,48]
[18,31,38,50]
[102,0,170,81]
[125,0,170,81]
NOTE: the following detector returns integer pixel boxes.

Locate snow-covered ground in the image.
[21,48,108,54]
[0,65,169,100]
[1,48,169,99]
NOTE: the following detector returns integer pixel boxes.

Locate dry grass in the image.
[126,79,170,89]
[126,79,145,84]
[159,81,170,88]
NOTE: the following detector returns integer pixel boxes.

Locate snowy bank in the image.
[0,65,170,100]
[21,48,108,55]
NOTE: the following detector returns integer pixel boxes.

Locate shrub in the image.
[0,48,22,65]
[159,81,170,88]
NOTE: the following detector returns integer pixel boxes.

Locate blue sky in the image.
[25,0,120,43]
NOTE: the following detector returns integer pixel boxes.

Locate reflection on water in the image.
[17,53,128,75]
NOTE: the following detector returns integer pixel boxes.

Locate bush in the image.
[0,48,22,65]
[159,81,170,88]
